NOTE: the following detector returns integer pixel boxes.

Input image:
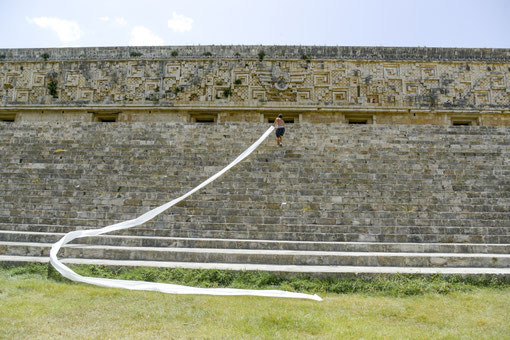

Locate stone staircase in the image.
[1,122,509,277]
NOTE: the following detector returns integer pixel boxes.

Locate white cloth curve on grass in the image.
[49,126,322,302]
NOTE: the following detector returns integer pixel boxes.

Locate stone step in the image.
[9,166,500,173]
[2,172,507,184]
[2,216,505,229]
[5,151,509,161]
[2,241,510,268]
[4,171,507,182]
[4,150,509,161]
[3,141,509,152]
[6,145,510,156]
[116,230,510,244]
[3,139,507,148]
[2,126,507,139]
[6,151,508,161]
[2,199,510,215]
[1,159,505,169]
[1,230,509,254]
[4,189,509,202]
[2,221,510,236]
[2,212,509,227]
[2,254,510,279]
[1,223,509,244]
[2,167,507,179]
[2,206,509,223]
[3,191,508,208]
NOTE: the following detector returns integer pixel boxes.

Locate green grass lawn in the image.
[2,264,510,339]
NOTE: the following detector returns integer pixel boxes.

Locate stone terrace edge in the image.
[1,45,510,62]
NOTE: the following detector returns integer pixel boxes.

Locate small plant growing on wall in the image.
[301,54,311,63]
[48,80,58,98]
[234,79,242,85]
[223,87,232,98]
[173,86,184,95]
[41,53,50,61]
[130,51,143,57]
[171,51,178,57]
[258,50,265,61]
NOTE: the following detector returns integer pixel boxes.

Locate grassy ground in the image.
[1,264,510,339]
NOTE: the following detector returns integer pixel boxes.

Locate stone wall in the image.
[1,122,509,245]
[1,46,509,124]
[1,119,510,271]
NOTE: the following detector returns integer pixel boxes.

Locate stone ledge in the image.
[2,255,510,279]
[1,45,510,62]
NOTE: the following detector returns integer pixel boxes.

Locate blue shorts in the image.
[275,127,285,137]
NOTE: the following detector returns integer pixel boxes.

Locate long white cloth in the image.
[49,126,322,301]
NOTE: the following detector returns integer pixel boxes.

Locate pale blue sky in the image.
[1,0,509,48]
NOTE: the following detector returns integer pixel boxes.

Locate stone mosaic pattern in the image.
[1,47,509,109]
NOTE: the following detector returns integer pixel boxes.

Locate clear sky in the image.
[1,0,509,49]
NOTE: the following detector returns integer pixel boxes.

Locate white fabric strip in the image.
[49,126,322,301]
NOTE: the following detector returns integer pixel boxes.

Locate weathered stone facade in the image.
[1,46,509,125]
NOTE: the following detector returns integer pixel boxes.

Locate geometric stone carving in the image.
[166,64,180,78]
[15,89,29,102]
[406,83,419,94]
[79,89,94,101]
[1,48,509,109]
[383,64,399,78]
[491,76,505,88]
[421,66,436,78]
[314,73,330,86]
[332,89,348,102]
[251,88,266,101]
[66,73,80,86]
[297,89,312,101]
[129,63,144,77]
[31,73,45,87]
[475,91,490,105]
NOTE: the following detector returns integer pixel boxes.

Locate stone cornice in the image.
[2,104,508,115]
[1,45,510,62]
